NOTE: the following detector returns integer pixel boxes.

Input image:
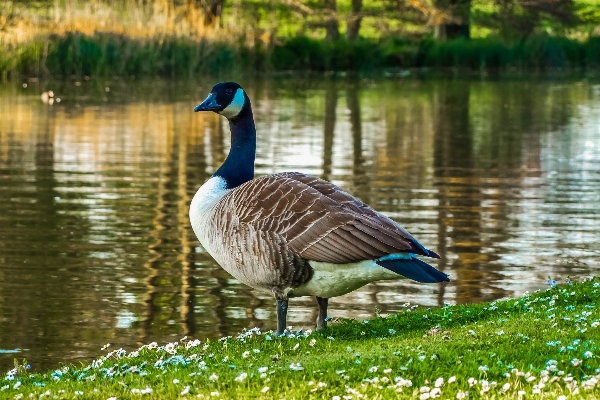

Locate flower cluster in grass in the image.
[1,277,600,399]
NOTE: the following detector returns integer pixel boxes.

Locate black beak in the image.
[194,93,220,112]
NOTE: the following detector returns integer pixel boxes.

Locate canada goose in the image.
[191,82,449,335]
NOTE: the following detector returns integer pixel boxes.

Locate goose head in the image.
[194,82,249,120]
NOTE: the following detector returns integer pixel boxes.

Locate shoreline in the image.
[2,278,599,399]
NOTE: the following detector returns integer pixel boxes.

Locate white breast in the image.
[189,176,229,249]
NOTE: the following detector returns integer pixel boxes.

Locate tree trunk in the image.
[203,0,225,27]
[433,0,471,39]
[324,0,339,40]
[346,0,362,40]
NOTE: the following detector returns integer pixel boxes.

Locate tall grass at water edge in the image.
[1,34,600,79]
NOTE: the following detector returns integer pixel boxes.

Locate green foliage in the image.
[1,33,599,78]
[2,279,600,398]
[419,35,594,69]
[472,0,580,40]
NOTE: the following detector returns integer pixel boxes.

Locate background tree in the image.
[346,0,363,40]
[472,0,579,39]
[408,0,471,39]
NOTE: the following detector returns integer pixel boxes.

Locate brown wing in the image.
[230,172,435,264]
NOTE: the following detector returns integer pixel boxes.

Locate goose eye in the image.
[225,89,233,95]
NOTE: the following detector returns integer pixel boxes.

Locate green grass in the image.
[2,33,600,79]
[2,278,600,399]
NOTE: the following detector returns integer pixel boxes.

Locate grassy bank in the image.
[2,278,600,399]
[2,34,600,79]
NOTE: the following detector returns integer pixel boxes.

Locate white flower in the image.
[309,339,316,346]
[258,367,268,373]
[209,374,218,381]
[289,363,303,371]
[468,378,477,387]
[13,382,21,389]
[173,379,180,384]
[141,388,153,395]
[430,388,441,398]
[293,343,299,350]
[448,376,456,384]
[557,396,567,400]
[420,386,430,393]
[318,382,327,388]
[456,391,468,399]
[518,390,526,396]
[181,386,190,396]
[571,358,581,367]
[108,397,117,400]
[147,342,158,350]
[584,351,593,358]
[435,377,444,387]
[369,366,378,373]
[420,393,430,400]
[253,349,260,354]
[242,351,250,358]
[502,383,510,391]
[165,342,177,354]
[235,373,248,382]
[210,391,219,397]
[384,368,392,374]
[261,387,270,393]
[333,396,341,400]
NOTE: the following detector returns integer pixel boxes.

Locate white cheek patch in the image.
[220,88,245,119]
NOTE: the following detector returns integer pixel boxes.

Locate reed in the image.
[2,33,598,78]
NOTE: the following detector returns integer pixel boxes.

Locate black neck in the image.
[213,104,256,189]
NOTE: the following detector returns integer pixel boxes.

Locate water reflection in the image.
[0,79,599,370]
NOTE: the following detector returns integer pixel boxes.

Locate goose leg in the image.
[316,296,329,330]
[276,300,288,336]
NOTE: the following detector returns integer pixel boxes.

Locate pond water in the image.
[0,77,599,371]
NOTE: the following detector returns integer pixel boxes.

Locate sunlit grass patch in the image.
[2,277,600,399]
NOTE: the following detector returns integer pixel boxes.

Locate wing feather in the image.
[229,172,436,264]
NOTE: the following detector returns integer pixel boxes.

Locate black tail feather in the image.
[376,257,449,283]
[426,249,441,259]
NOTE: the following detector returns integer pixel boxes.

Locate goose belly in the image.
[289,259,403,299]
